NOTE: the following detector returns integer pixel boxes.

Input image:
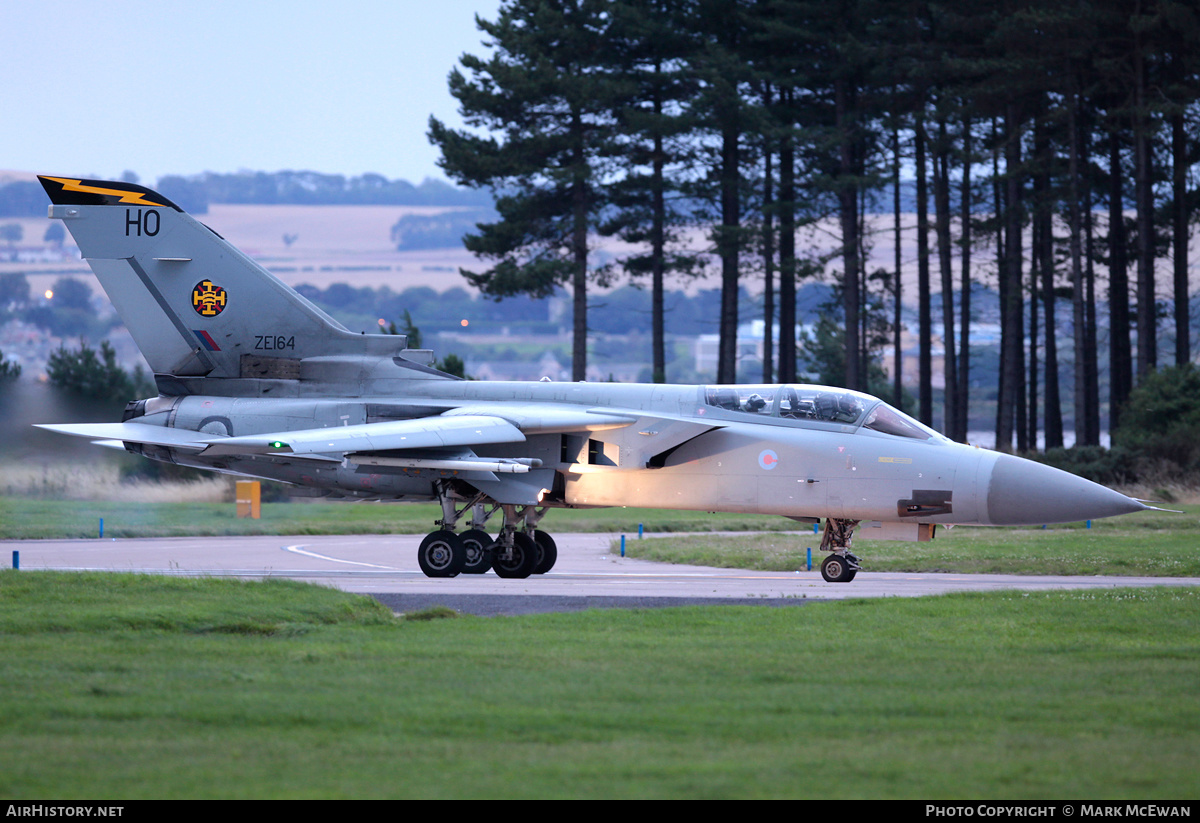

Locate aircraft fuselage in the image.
[121,379,1135,533]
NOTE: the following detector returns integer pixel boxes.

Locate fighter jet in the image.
[35,175,1150,582]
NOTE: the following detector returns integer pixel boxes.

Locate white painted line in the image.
[282,544,400,569]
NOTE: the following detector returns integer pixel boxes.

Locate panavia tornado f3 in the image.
[36,175,1151,582]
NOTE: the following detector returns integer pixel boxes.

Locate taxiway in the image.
[4,532,1197,615]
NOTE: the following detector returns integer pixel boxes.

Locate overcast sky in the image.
[3,0,502,186]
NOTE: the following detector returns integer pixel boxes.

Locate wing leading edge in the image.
[36,406,722,479]
[36,415,524,459]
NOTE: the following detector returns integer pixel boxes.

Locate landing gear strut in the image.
[819,518,861,583]
[417,485,558,579]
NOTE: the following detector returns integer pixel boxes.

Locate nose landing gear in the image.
[819,518,861,583]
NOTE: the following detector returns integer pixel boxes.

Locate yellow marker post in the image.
[236,481,261,519]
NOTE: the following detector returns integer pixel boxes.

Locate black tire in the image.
[821,554,854,583]
[417,530,465,578]
[492,532,538,579]
[459,529,493,575]
[531,530,557,574]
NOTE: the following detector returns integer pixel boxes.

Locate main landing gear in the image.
[417,487,558,580]
[819,517,861,583]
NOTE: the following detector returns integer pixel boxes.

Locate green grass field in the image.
[0,496,796,540]
[1,572,1197,799]
[619,504,1200,577]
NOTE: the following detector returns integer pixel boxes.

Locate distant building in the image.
[467,350,645,384]
[468,351,570,382]
[0,246,80,264]
[693,319,812,377]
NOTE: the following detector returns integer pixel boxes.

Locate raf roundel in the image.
[758,449,779,470]
[192,280,227,317]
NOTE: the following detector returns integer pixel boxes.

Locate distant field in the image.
[1,196,915,296]
[5,166,1200,300]
[2,203,484,295]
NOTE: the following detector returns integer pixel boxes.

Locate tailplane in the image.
[41,175,410,380]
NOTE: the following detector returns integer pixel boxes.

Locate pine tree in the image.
[684,0,755,384]
[46,341,138,402]
[601,0,704,383]
[429,0,621,381]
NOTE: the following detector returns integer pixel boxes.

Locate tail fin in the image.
[40,175,401,380]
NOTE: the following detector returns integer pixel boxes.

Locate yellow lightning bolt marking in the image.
[42,176,168,208]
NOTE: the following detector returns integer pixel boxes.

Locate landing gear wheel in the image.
[418,530,465,578]
[459,529,493,575]
[531,530,557,574]
[492,532,539,579]
[821,553,855,583]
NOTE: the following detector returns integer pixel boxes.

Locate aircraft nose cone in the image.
[986,454,1146,526]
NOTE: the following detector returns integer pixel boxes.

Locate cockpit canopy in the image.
[703,384,945,441]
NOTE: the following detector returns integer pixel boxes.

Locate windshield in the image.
[701,384,948,441]
[860,402,950,441]
[704,384,870,427]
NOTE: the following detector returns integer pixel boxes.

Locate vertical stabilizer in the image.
[40,176,386,379]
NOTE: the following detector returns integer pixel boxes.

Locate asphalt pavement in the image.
[5,531,1198,616]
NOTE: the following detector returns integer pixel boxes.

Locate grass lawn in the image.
[0,497,795,540]
[1,571,1197,799]
[620,504,1200,578]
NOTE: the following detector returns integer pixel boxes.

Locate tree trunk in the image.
[717,119,740,384]
[1037,113,1062,450]
[935,111,958,439]
[1068,88,1087,448]
[957,113,972,441]
[651,76,667,384]
[916,112,933,424]
[1083,148,1101,446]
[892,117,903,408]
[1109,131,1132,430]
[1173,110,1189,366]
[1029,238,1039,450]
[571,107,589,382]
[837,76,861,392]
[761,125,774,383]
[779,94,797,384]
[1134,47,1156,381]
[992,117,1007,447]
[997,104,1024,454]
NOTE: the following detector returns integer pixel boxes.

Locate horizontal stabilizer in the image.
[35,422,209,451]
